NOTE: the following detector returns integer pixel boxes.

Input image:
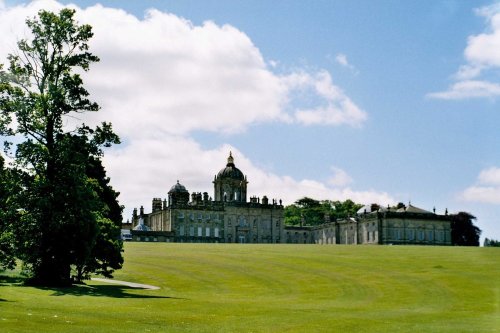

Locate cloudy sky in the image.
[1,0,500,241]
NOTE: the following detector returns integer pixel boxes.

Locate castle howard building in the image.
[130,152,284,243]
[128,153,452,246]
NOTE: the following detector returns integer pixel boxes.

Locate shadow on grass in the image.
[37,284,184,299]
[0,274,184,300]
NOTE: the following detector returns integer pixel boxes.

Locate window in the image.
[396,229,401,240]
[367,231,370,242]
[205,227,210,237]
[427,230,434,241]
[214,227,219,238]
[189,227,194,237]
[179,225,185,236]
[198,213,203,220]
[276,220,280,227]
[418,230,425,241]
[198,227,202,237]
[178,212,184,219]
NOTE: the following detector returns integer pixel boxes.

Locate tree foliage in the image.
[450,212,481,247]
[483,238,500,247]
[0,9,122,285]
[284,197,363,226]
[74,156,124,282]
[0,155,21,271]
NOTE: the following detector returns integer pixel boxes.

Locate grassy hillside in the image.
[1,243,499,332]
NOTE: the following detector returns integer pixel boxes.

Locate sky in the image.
[1,0,500,241]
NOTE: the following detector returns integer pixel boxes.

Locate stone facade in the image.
[284,204,452,246]
[127,153,452,246]
[130,153,284,243]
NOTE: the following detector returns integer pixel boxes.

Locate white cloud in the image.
[460,167,500,204]
[0,1,367,135]
[327,166,353,187]
[335,53,349,67]
[478,167,500,185]
[427,80,500,99]
[461,186,500,204]
[454,64,484,81]
[0,1,385,217]
[284,71,367,126]
[466,3,500,68]
[104,138,395,217]
[429,4,500,99]
[335,53,358,74]
[77,5,290,136]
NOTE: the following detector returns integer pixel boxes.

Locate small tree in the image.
[284,197,363,226]
[330,199,363,219]
[484,238,500,247]
[0,9,121,285]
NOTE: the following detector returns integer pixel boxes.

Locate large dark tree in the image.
[0,155,19,271]
[0,9,121,286]
[74,156,124,282]
[450,212,481,246]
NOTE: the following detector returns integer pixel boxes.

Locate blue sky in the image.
[2,0,500,241]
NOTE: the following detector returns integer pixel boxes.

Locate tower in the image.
[168,180,190,207]
[213,152,248,202]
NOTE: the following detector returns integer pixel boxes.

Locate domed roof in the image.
[168,180,188,194]
[217,152,245,181]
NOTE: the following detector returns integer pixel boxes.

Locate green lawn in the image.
[1,243,499,332]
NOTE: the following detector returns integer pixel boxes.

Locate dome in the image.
[216,152,245,181]
[168,180,188,194]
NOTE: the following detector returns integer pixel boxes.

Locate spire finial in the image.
[227,151,234,165]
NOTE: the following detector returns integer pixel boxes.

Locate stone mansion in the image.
[126,153,452,246]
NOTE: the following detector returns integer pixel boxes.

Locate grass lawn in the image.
[1,243,499,332]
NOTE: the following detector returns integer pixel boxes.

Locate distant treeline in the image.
[484,238,500,247]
